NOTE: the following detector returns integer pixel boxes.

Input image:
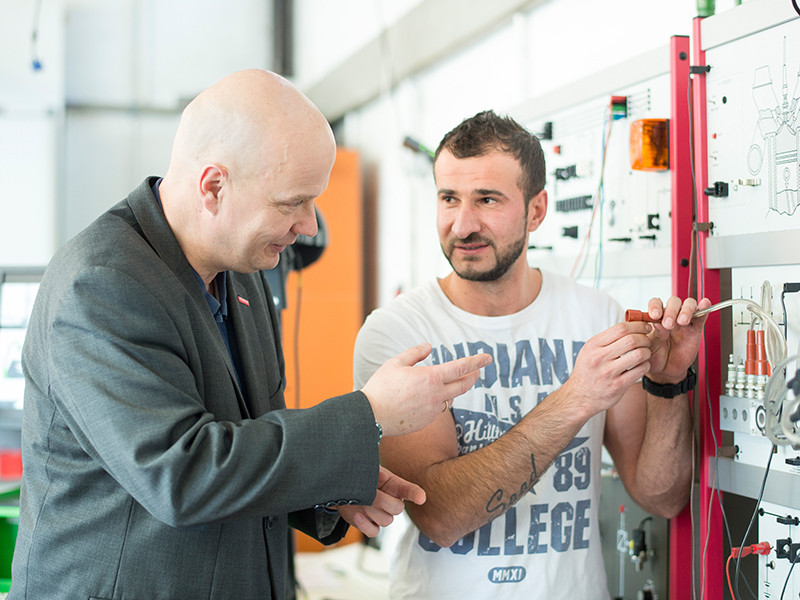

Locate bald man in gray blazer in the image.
[10,70,491,600]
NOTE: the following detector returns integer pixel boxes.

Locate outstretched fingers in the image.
[431,352,493,398]
[362,345,492,437]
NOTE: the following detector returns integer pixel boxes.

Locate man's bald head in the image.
[159,69,337,282]
[166,69,335,183]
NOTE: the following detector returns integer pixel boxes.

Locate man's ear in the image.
[527,189,548,232]
[198,164,228,215]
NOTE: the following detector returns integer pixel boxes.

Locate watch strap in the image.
[642,366,697,398]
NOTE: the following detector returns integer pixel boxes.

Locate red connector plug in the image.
[731,541,772,558]
[624,309,659,323]
[728,542,772,599]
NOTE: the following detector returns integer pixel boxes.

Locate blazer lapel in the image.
[227,287,269,416]
[227,275,286,416]
[124,178,251,419]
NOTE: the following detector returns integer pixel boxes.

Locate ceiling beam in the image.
[302,0,546,122]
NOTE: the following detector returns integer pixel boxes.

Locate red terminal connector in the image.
[745,329,757,376]
[731,541,772,558]
[727,541,772,599]
[624,309,659,323]
[756,329,770,376]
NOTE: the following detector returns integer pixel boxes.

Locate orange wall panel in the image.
[281,148,365,551]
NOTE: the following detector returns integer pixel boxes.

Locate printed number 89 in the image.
[553,447,591,492]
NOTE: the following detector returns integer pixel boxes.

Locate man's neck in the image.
[158,178,219,290]
[437,264,542,317]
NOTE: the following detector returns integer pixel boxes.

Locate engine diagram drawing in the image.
[750,36,800,216]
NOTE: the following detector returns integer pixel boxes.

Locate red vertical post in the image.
[668,34,694,600]
[691,16,724,600]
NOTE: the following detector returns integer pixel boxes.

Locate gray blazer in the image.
[10,178,379,599]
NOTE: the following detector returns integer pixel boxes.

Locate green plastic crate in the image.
[0,485,20,593]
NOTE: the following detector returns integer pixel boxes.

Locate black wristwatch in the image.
[642,366,697,398]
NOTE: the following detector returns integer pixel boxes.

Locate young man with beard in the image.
[353,110,710,599]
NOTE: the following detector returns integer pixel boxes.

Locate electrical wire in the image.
[781,283,800,340]
[723,481,760,599]
[727,544,770,600]
[780,555,797,600]
[694,298,800,598]
[590,99,627,288]
[688,69,703,600]
[699,335,758,599]
[734,443,775,599]
[689,299,792,598]
[726,554,736,599]
[689,299,786,370]
[767,353,800,445]
[702,407,760,600]
[686,65,766,600]
[782,290,789,340]
[697,317,756,600]
[30,0,43,71]
[569,106,614,281]
[792,0,800,17]
[687,64,715,600]
[687,70,755,600]
[693,299,787,368]
[703,494,720,600]
[685,71,762,600]
[754,281,772,331]
[592,177,605,288]
[292,254,304,409]
[687,72,700,301]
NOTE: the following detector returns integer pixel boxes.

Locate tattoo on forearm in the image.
[485,454,539,515]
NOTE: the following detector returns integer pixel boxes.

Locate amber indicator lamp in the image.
[629,118,669,171]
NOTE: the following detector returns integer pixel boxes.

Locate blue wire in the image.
[30,0,44,71]
[594,111,612,288]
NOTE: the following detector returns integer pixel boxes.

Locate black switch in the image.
[704,181,729,197]
[562,226,578,238]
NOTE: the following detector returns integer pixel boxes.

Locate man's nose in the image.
[293,203,318,238]
[451,204,480,239]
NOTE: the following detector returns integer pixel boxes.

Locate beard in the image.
[442,231,528,282]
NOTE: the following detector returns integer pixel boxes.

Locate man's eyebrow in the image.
[437,188,507,198]
[474,188,506,198]
[277,194,316,204]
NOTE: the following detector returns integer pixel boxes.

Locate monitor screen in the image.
[0,269,44,409]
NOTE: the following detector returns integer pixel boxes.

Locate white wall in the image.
[61,0,273,243]
[318,0,706,307]
[0,0,274,269]
[293,0,423,90]
[0,1,64,266]
[1,0,745,278]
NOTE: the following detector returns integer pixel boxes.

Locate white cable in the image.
[754,280,772,331]
[694,298,787,367]
[765,353,800,446]
[694,298,800,445]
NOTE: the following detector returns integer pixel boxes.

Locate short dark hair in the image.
[434,110,546,201]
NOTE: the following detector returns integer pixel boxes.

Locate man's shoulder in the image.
[539,270,622,327]
[543,270,617,303]
[40,191,179,310]
[357,280,445,341]
[368,280,441,318]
